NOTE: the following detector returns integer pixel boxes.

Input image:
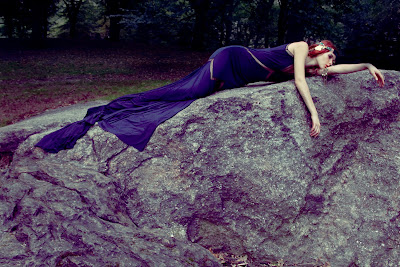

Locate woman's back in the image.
[209,44,294,90]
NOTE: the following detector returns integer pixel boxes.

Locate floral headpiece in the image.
[312,42,333,52]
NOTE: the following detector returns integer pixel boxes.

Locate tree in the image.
[247,0,276,47]
[62,0,84,38]
[28,0,54,40]
[277,0,289,44]
[221,0,235,46]
[104,0,135,41]
[0,0,19,38]
[0,0,56,40]
[188,0,211,50]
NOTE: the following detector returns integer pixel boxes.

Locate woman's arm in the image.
[292,41,320,137]
[324,63,385,87]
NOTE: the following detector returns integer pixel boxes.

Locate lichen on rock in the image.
[1,71,400,266]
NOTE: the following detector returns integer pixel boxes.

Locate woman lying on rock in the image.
[36,40,385,153]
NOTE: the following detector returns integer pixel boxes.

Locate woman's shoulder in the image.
[286,41,308,55]
[287,41,308,48]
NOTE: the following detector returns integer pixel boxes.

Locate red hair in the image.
[308,40,338,58]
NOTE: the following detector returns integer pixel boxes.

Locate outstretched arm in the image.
[292,41,320,137]
[323,63,385,87]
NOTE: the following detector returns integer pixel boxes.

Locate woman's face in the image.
[316,51,336,69]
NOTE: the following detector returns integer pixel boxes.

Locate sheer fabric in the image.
[36,44,294,152]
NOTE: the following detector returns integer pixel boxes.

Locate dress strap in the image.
[285,44,294,57]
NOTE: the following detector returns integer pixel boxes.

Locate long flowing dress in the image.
[35,44,295,152]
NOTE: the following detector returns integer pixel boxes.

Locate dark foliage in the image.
[0,0,398,69]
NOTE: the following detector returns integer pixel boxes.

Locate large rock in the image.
[1,71,400,266]
[0,100,109,154]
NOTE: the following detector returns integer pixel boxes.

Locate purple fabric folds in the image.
[36,44,294,153]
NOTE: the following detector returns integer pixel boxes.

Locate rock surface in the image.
[0,100,109,154]
[1,71,400,266]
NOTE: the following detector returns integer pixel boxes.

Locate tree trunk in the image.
[285,14,305,43]
[223,0,234,46]
[30,0,50,40]
[109,17,121,41]
[69,15,77,38]
[285,1,304,43]
[64,0,83,39]
[189,0,210,50]
[106,0,123,41]
[263,0,275,47]
[3,14,14,38]
[1,0,17,38]
[277,0,289,44]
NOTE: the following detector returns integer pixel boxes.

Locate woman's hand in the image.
[310,114,320,137]
[367,64,385,87]
[327,64,385,88]
[291,42,321,138]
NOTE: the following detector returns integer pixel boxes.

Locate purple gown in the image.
[36,44,294,152]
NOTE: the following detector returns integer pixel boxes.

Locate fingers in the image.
[372,71,378,81]
[376,71,385,87]
[375,73,384,87]
[310,115,320,137]
[378,78,384,87]
[310,123,320,137]
[370,67,385,87]
[310,128,320,137]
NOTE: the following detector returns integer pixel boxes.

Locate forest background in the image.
[0,0,399,126]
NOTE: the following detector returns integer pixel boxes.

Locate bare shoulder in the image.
[287,41,308,56]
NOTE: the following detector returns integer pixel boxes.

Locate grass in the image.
[0,78,170,126]
[0,41,209,127]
